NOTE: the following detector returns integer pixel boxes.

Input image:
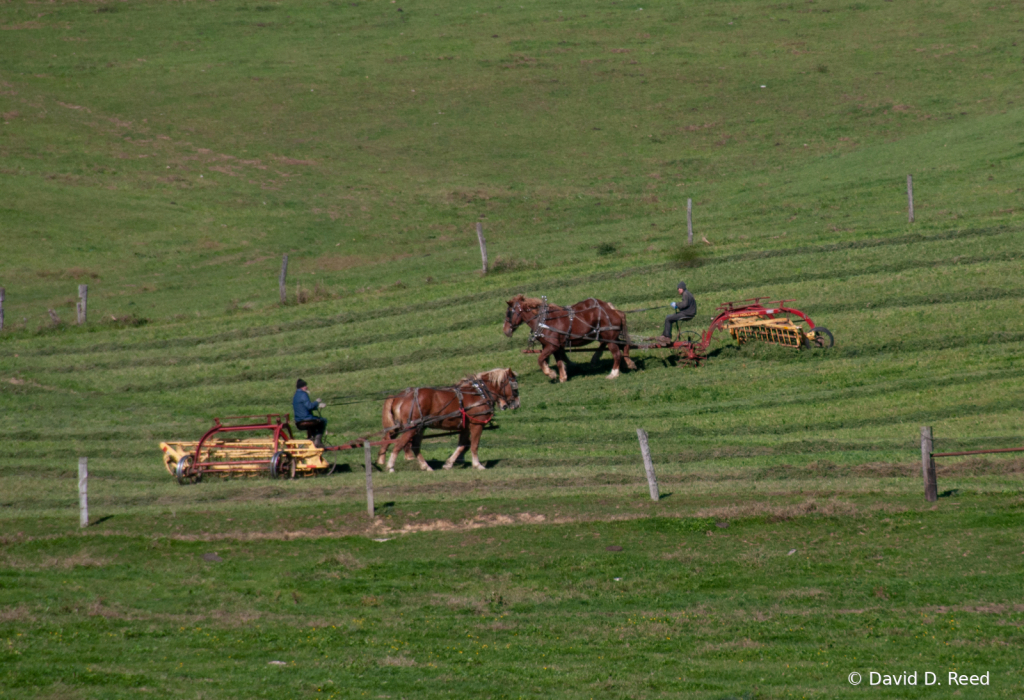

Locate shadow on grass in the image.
[90,515,115,526]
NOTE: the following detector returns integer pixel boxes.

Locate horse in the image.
[503,295,636,382]
[376,368,520,472]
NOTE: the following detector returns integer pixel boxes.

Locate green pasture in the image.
[2,0,1023,697]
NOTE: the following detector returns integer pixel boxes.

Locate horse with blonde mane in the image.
[503,295,636,382]
[376,368,519,472]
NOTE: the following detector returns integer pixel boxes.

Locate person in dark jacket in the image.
[659,281,697,342]
[293,379,327,447]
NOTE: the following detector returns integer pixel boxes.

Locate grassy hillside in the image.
[1,0,1023,697]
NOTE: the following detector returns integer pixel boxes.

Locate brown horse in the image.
[376,368,519,472]
[503,295,636,382]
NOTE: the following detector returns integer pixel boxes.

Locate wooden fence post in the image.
[687,199,693,245]
[0,287,5,332]
[920,426,937,502]
[636,428,660,501]
[76,284,88,325]
[78,457,89,528]
[364,441,375,517]
[907,175,915,224]
[476,222,488,274]
[279,254,289,304]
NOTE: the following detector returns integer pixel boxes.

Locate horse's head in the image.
[503,296,523,337]
[478,368,520,411]
[504,295,542,338]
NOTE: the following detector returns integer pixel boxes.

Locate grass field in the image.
[2,0,1023,697]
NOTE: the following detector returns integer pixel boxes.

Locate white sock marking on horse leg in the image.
[443,445,464,470]
[386,449,398,473]
[608,367,620,379]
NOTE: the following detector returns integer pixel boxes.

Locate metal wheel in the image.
[270,451,295,479]
[809,327,834,348]
[175,455,202,485]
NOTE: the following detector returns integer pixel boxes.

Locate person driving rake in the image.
[293,379,328,448]
[658,281,697,343]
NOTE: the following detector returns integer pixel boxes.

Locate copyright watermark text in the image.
[847,671,990,687]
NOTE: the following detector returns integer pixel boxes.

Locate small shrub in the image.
[295,281,339,305]
[491,256,540,273]
[817,64,829,73]
[670,245,705,268]
[104,314,149,328]
[596,242,617,256]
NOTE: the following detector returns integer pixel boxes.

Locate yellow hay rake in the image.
[159,414,331,484]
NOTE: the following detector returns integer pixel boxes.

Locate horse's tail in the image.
[381,396,397,434]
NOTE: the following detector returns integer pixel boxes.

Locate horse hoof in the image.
[442,463,454,470]
[607,370,620,380]
[474,464,486,470]
[387,468,395,474]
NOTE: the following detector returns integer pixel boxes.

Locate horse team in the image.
[378,295,628,472]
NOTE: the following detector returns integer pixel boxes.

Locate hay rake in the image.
[656,297,833,364]
[160,414,408,484]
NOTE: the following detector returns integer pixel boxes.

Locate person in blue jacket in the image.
[293,379,327,447]
[658,281,697,342]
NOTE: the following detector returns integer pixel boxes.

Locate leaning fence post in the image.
[364,440,375,517]
[78,457,89,528]
[76,284,88,325]
[907,175,915,224]
[476,222,488,274]
[687,199,693,245]
[279,254,289,304]
[636,428,660,501]
[0,287,5,332]
[920,426,937,502]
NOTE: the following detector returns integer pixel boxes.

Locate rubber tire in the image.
[812,327,834,348]
[175,455,201,485]
[270,451,294,479]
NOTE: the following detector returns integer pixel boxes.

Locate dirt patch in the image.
[275,156,317,166]
[0,604,35,622]
[313,254,375,271]
[387,512,548,534]
[704,637,761,651]
[36,267,101,280]
[5,550,112,570]
[694,498,859,521]
[380,654,417,667]
[930,604,1024,614]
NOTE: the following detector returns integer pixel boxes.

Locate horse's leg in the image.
[537,345,557,380]
[443,429,469,470]
[556,349,569,383]
[468,424,486,470]
[590,343,606,365]
[386,431,414,473]
[376,435,392,467]
[411,428,431,471]
[623,340,637,370]
[607,340,622,379]
[405,430,421,460]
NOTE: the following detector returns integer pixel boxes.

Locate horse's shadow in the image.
[420,458,503,471]
[553,354,662,378]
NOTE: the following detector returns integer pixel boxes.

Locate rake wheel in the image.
[175,455,202,485]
